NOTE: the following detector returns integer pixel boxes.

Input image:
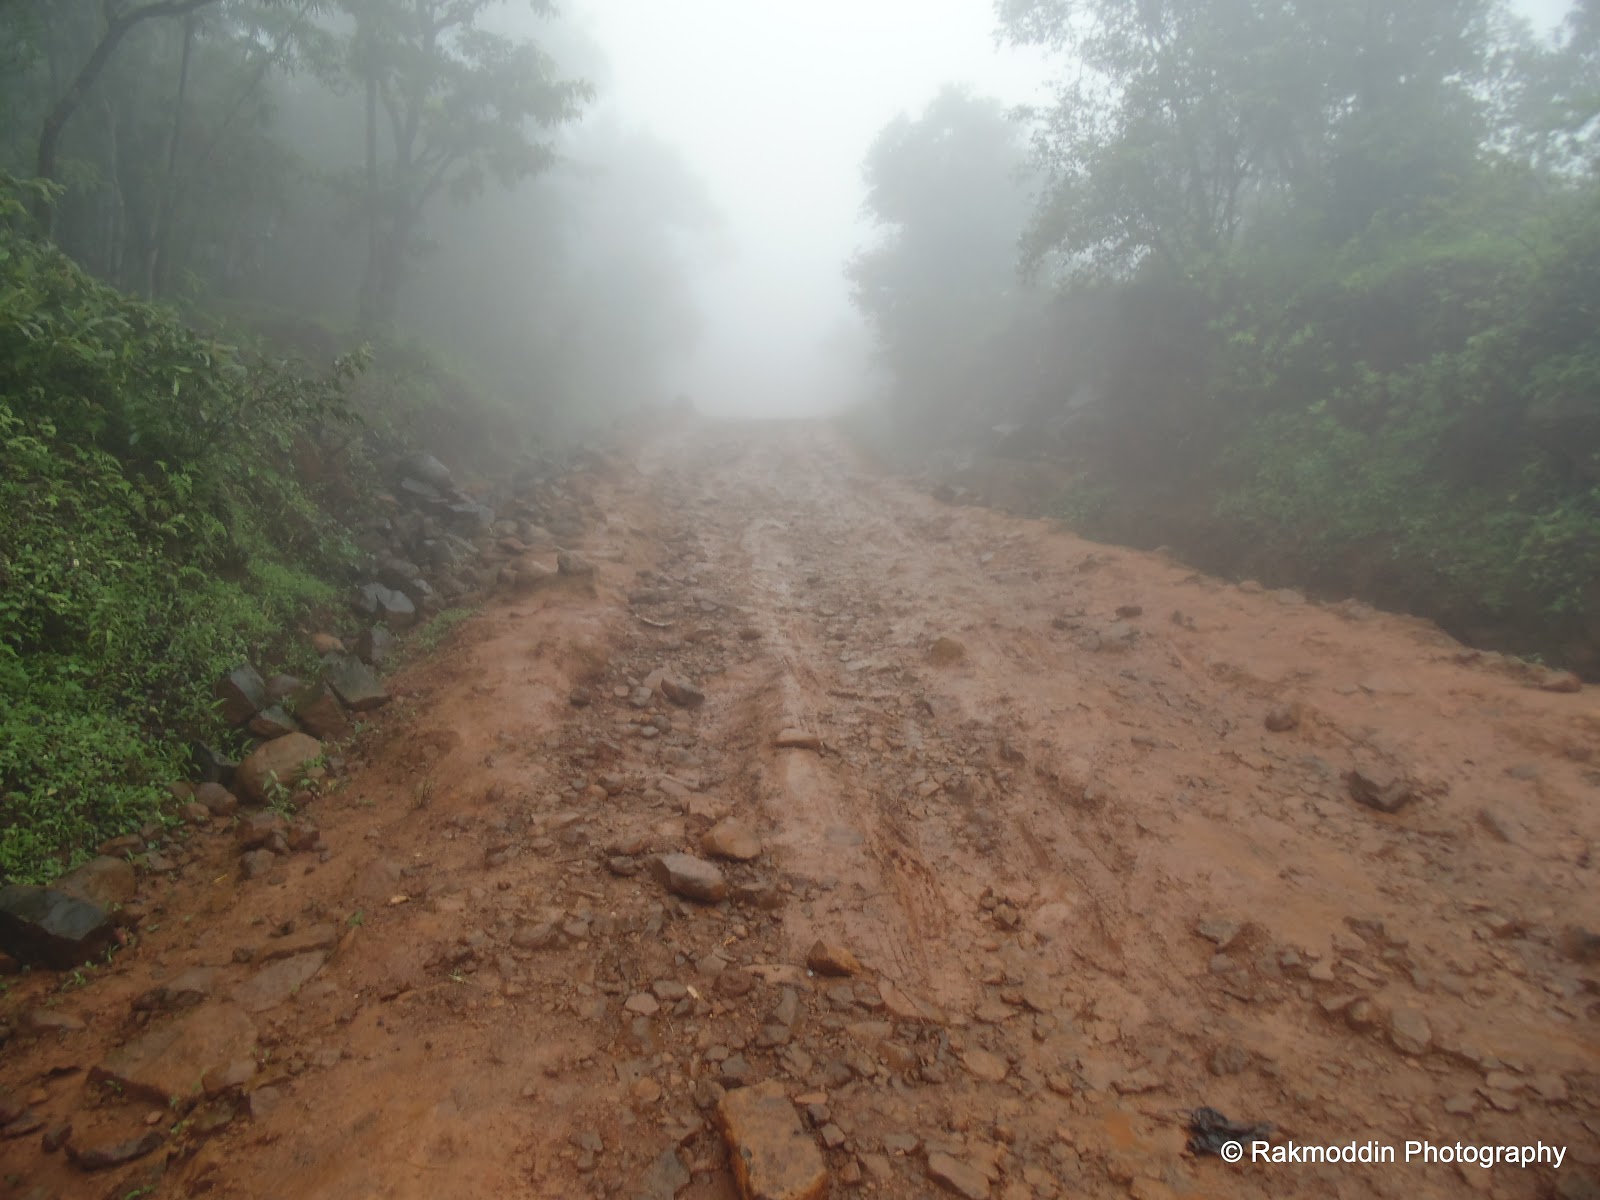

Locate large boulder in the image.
[55,857,137,910]
[0,885,116,969]
[213,665,268,727]
[355,583,416,630]
[236,733,322,804]
[324,656,390,712]
[401,453,454,489]
[290,684,350,739]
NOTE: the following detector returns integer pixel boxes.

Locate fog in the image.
[570,0,1573,419]
[577,0,1054,417]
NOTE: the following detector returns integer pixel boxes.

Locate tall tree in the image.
[31,0,225,231]
[343,0,589,331]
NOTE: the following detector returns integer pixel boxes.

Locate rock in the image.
[636,1148,692,1198]
[55,857,137,909]
[290,685,350,740]
[716,1080,827,1200]
[93,1003,256,1107]
[0,886,116,969]
[649,854,727,904]
[1536,668,1583,694]
[355,582,416,630]
[1389,1008,1432,1056]
[65,1130,163,1171]
[247,705,300,739]
[929,637,967,665]
[1264,703,1301,732]
[775,729,822,751]
[324,656,390,712]
[190,741,238,784]
[556,551,596,578]
[214,664,268,726]
[236,811,289,851]
[180,801,211,824]
[240,850,277,880]
[961,1048,1009,1083]
[355,625,397,668]
[402,452,454,489]
[927,1152,991,1199]
[702,819,762,862]
[232,952,327,1013]
[236,733,322,804]
[134,966,218,1013]
[264,674,302,704]
[806,940,860,977]
[1345,769,1414,814]
[201,1058,256,1096]
[569,687,592,707]
[660,675,706,708]
[195,782,239,816]
[1115,604,1144,619]
[310,633,344,656]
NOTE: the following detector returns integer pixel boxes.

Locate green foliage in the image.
[0,212,364,881]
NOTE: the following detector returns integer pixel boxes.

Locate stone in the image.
[232,952,327,1013]
[1536,669,1583,694]
[291,685,350,739]
[355,625,397,668]
[264,674,302,703]
[310,633,344,656]
[1264,704,1301,732]
[356,582,416,630]
[660,675,705,708]
[239,850,277,880]
[134,966,218,1013]
[775,729,822,751]
[0,886,115,969]
[929,637,967,665]
[806,940,860,977]
[66,1130,163,1171]
[1345,769,1414,814]
[55,856,137,909]
[716,1080,827,1200]
[636,1147,691,1198]
[703,819,762,862]
[962,1048,1009,1083]
[93,1003,256,1108]
[195,782,239,816]
[190,741,238,784]
[236,810,289,851]
[324,656,390,712]
[236,733,322,804]
[927,1152,991,1199]
[214,664,268,726]
[556,551,596,578]
[403,452,454,488]
[247,705,300,740]
[1389,1008,1432,1056]
[649,853,727,903]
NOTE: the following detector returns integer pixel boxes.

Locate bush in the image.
[0,197,366,882]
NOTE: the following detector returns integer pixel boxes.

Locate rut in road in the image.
[1,420,1596,1200]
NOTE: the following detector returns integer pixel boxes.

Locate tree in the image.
[31,0,226,232]
[342,0,590,330]
[848,87,1042,436]
[998,0,1503,276]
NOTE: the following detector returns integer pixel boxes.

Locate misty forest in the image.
[0,1,1597,1197]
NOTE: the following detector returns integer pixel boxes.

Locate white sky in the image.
[576,0,1575,419]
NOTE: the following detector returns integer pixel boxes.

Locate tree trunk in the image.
[146,12,196,298]
[33,0,223,234]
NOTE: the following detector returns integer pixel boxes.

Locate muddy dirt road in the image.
[3,421,1598,1200]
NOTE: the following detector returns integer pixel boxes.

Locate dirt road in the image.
[3,420,1598,1200]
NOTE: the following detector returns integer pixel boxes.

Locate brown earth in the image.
[2,420,1598,1200]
